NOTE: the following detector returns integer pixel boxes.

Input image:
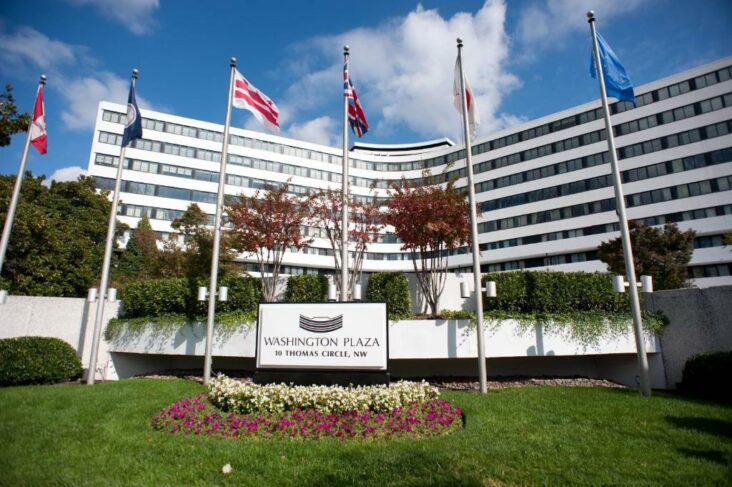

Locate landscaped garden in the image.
[1,378,730,485]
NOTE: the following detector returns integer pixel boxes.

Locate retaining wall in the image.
[644,285,732,387]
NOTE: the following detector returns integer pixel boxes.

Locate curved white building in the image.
[87,57,732,287]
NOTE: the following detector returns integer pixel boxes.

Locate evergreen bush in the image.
[284,274,329,302]
[0,337,82,386]
[480,271,667,346]
[120,275,262,318]
[366,272,411,320]
[680,351,732,403]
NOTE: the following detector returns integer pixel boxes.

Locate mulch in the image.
[135,369,626,390]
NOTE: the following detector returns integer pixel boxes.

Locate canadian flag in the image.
[29,85,47,155]
[453,57,480,137]
[232,69,280,133]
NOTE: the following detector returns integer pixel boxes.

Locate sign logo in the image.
[125,103,138,128]
[299,314,343,333]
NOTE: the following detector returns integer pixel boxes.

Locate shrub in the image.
[0,337,82,386]
[680,351,732,403]
[366,272,411,320]
[284,274,328,303]
[120,275,262,318]
[482,271,626,315]
[479,271,667,346]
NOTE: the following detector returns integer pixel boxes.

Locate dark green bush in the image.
[366,272,411,320]
[284,274,328,303]
[482,271,627,315]
[120,275,262,319]
[479,271,666,346]
[0,337,82,386]
[680,351,732,403]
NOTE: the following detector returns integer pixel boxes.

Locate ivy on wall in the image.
[481,271,667,347]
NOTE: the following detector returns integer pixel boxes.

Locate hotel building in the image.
[87,57,732,288]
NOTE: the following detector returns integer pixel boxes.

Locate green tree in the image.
[117,214,159,281]
[597,221,696,290]
[0,173,122,296]
[160,203,234,280]
[0,84,31,147]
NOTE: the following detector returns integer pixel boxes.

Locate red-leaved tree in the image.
[227,183,313,302]
[384,179,470,315]
[310,189,384,297]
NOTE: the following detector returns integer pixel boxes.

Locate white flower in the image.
[222,464,232,475]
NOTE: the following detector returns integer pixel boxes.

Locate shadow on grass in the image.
[666,416,732,440]
[677,448,728,466]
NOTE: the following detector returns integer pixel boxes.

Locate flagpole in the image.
[588,11,650,397]
[456,39,487,394]
[203,57,236,386]
[0,74,46,280]
[87,69,138,384]
[340,45,350,302]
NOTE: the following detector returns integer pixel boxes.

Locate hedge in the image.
[0,337,82,386]
[680,351,732,403]
[479,271,667,346]
[284,274,329,303]
[481,271,627,315]
[120,275,262,318]
[366,272,411,321]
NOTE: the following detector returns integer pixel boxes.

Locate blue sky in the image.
[1,0,731,182]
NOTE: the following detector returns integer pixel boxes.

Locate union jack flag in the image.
[344,61,368,137]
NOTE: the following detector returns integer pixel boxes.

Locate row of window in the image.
[618,120,731,159]
[488,204,732,254]
[100,63,732,175]
[452,65,732,165]
[120,192,731,266]
[478,175,732,234]
[688,263,732,278]
[479,251,599,273]
[99,90,732,203]
[614,92,732,137]
[96,115,732,213]
[479,146,732,212]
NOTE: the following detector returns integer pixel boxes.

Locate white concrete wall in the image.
[0,295,119,381]
[0,291,672,389]
[103,316,663,388]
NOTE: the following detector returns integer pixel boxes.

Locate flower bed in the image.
[151,393,463,440]
[208,375,440,414]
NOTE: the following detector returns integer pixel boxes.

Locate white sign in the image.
[256,302,388,370]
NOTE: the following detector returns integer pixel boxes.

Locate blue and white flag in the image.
[121,81,143,147]
[590,33,635,104]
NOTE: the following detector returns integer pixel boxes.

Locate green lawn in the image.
[0,379,730,486]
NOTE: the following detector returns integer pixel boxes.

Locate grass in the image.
[0,379,730,486]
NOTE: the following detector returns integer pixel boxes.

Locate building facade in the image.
[87,57,732,287]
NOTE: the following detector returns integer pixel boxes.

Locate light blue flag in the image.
[590,32,635,104]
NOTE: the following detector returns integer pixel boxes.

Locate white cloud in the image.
[0,25,156,130]
[65,0,160,35]
[45,166,87,186]
[282,0,520,142]
[286,116,339,147]
[58,72,154,130]
[0,26,79,74]
[516,0,649,48]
